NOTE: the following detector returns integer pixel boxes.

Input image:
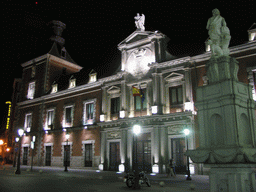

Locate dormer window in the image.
[89,69,97,83]
[61,47,66,58]
[51,84,58,93]
[69,77,76,88]
[248,23,256,42]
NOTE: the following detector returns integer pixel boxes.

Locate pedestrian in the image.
[166,159,176,178]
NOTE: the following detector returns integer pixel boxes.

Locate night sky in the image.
[1,0,255,132]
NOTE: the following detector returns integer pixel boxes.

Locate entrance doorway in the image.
[84,144,92,167]
[23,147,28,165]
[45,146,51,166]
[109,142,120,171]
[171,138,186,173]
[133,133,152,173]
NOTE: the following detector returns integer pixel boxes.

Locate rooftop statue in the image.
[134,13,145,31]
[206,9,231,57]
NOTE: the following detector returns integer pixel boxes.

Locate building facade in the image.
[13,21,255,174]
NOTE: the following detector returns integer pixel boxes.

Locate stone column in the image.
[120,129,127,171]
[159,127,168,173]
[126,130,133,172]
[99,131,107,170]
[129,86,134,118]
[121,80,127,117]
[152,127,160,173]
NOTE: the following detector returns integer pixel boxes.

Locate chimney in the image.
[49,20,66,46]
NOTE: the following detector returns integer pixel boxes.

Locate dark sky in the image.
[1,0,255,132]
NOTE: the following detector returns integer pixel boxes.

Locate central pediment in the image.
[118,31,163,50]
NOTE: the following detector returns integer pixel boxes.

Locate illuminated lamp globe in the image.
[184,129,190,136]
[18,129,24,137]
[133,125,141,135]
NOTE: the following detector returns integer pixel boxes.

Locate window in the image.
[84,101,95,125]
[51,84,58,93]
[111,97,120,114]
[63,106,73,127]
[170,86,183,105]
[24,113,32,132]
[27,82,35,99]
[69,79,76,88]
[46,109,54,130]
[134,88,147,110]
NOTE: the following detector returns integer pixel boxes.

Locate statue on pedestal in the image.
[134,13,145,31]
[206,9,231,57]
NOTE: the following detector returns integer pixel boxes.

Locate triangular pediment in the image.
[165,72,184,82]
[107,86,120,94]
[118,31,155,48]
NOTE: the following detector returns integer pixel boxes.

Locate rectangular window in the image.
[27,82,35,99]
[111,97,120,114]
[64,106,73,127]
[84,102,94,125]
[46,109,54,129]
[24,113,32,132]
[170,86,183,105]
[134,89,147,110]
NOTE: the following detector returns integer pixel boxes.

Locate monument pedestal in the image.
[185,56,256,192]
[207,164,256,192]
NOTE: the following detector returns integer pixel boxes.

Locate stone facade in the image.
[12,21,255,175]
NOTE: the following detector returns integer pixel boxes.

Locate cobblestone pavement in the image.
[0,165,209,192]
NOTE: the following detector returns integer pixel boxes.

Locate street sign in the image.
[31,141,34,149]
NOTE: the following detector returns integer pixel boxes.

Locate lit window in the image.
[134,88,147,110]
[24,113,32,132]
[27,82,35,99]
[45,109,54,130]
[83,101,95,125]
[51,84,58,93]
[69,79,76,88]
[170,86,183,105]
[63,106,73,128]
[111,97,120,115]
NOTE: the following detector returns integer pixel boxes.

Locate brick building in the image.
[12,21,255,173]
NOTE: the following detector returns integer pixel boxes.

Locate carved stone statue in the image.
[206,9,231,57]
[134,13,145,31]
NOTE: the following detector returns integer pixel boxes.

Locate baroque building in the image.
[12,19,255,174]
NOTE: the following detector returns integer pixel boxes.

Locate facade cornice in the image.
[191,41,256,63]
[17,81,102,107]
[48,54,83,71]
[21,54,48,68]
[98,111,193,129]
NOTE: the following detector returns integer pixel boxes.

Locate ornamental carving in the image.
[107,131,121,139]
[168,124,186,134]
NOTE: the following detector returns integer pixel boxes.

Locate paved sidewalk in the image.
[0,165,210,192]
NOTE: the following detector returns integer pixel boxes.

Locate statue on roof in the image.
[206,9,231,57]
[134,13,145,31]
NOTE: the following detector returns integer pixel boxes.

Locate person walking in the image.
[167,159,176,178]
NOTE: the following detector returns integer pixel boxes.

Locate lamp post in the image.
[133,124,141,189]
[184,128,191,180]
[64,133,70,172]
[15,129,24,174]
[13,137,19,167]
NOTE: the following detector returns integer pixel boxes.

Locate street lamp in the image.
[133,124,141,189]
[15,129,24,174]
[184,128,192,180]
[64,133,70,172]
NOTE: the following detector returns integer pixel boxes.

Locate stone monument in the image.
[134,13,145,31]
[185,9,256,192]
